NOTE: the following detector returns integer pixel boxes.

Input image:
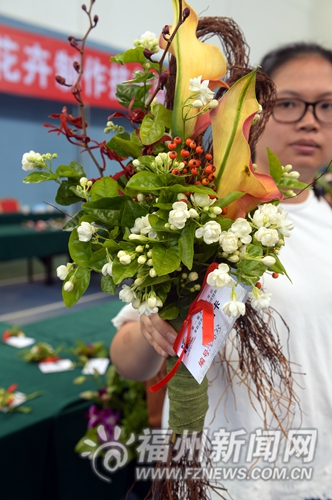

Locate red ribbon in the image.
[150,262,219,393]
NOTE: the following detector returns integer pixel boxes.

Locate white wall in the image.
[1,0,331,65]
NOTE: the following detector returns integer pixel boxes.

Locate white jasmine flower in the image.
[189,76,214,105]
[137,255,147,264]
[119,285,136,304]
[196,220,221,244]
[102,262,113,277]
[147,296,157,308]
[137,193,145,202]
[131,215,157,239]
[138,301,158,316]
[133,31,160,53]
[77,221,96,242]
[277,216,294,237]
[230,218,252,244]
[212,206,222,215]
[119,253,132,265]
[188,272,199,281]
[22,150,45,171]
[228,254,240,263]
[168,201,190,229]
[222,299,246,318]
[56,264,71,280]
[219,231,238,253]
[192,99,203,108]
[64,281,74,292]
[191,193,215,207]
[189,208,199,218]
[206,99,219,109]
[249,287,272,311]
[261,256,276,267]
[149,268,157,277]
[255,227,279,247]
[207,263,234,289]
[79,177,88,187]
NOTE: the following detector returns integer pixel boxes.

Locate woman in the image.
[111,43,332,499]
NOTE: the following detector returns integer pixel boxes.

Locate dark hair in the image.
[260,42,332,78]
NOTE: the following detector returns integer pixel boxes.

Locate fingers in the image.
[140,314,177,358]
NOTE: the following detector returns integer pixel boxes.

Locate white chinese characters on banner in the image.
[0,24,140,108]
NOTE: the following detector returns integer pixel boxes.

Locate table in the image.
[0,224,69,283]
[0,300,149,500]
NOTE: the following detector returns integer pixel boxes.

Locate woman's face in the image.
[255,55,332,184]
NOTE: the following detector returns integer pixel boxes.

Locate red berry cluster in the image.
[167,137,217,191]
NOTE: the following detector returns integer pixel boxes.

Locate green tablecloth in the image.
[0,300,149,500]
[0,224,69,261]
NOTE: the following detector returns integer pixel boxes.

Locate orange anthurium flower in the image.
[210,70,283,219]
[161,0,227,139]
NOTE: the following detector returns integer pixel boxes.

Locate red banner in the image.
[0,23,140,109]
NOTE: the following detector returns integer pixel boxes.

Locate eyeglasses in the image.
[273,97,332,124]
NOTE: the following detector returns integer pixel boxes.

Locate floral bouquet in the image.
[22,0,306,497]
[2,325,25,341]
[0,384,43,413]
[70,339,108,366]
[21,342,62,362]
[74,365,148,462]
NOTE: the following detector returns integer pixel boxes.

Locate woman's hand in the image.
[140,314,178,358]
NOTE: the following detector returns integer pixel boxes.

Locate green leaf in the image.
[101,275,116,295]
[116,83,151,109]
[152,244,180,276]
[178,222,195,270]
[124,70,156,84]
[68,161,86,178]
[213,191,245,208]
[168,183,216,195]
[121,199,148,226]
[140,114,165,145]
[110,47,147,65]
[88,248,107,272]
[159,304,180,320]
[83,196,130,226]
[267,148,283,183]
[153,104,172,129]
[106,132,131,157]
[23,171,55,183]
[68,229,92,266]
[111,134,142,159]
[126,171,164,193]
[55,180,83,206]
[112,258,139,284]
[90,177,119,201]
[62,267,91,308]
[55,165,82,178]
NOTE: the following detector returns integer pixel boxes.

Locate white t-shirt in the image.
[112,191,332,500]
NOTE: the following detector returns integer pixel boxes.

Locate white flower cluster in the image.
[21,151,50,171]
[77,221,97,242]
[251,203,294,243]
[130,215,157,239]
[189,76,215,105]
[119,284,164,316]
[133,31,160,54]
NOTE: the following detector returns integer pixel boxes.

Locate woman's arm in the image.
[110,313,177,381]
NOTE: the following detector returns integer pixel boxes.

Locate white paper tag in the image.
[0,391,27,413]
[38,359,74,373]
[175,282,248,383]
[4,337,35,348]
[82,358,110,375]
